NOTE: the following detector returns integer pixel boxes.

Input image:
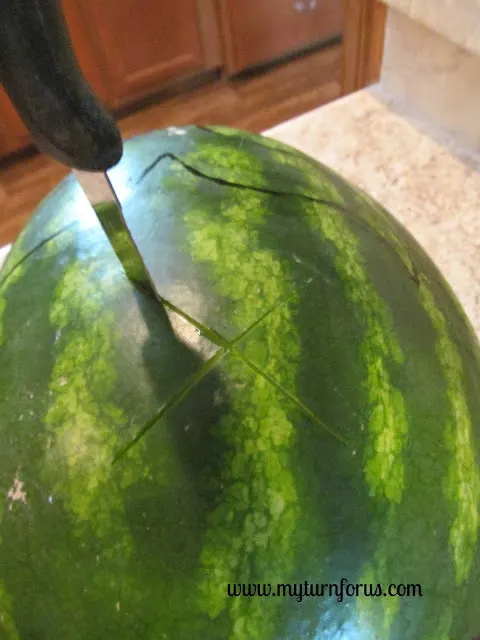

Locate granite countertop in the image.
[2,86,479,336]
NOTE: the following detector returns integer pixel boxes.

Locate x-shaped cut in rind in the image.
[113,286,347,464]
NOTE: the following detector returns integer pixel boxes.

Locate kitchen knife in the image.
[0,0,156,295]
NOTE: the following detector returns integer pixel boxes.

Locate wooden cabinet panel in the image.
[79,0,213,108]
[0,91,31,158]
[0,0,222,158]
[221,0,342,74]
[0,0,113,158]
[62,0,113,105]
[341,0,386,95]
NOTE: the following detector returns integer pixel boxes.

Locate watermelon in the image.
[0,125,479,639]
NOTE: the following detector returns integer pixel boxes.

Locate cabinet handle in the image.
[294,0,317,12]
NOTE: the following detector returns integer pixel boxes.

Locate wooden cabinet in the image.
[0,0,117,158]
[220,0,342,74]
[74,0,221,108]
[0,0,342,160]
[0,92,31,158]
[0,0,221,158]
[0,0,113,158]
[62,0,113,105]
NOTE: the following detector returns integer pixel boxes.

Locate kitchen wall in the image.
[379,0,480,157]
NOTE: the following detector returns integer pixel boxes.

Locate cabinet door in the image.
[0,0,113,159]
[221,0,342,74]
[0,0,222,159]
[0,91,31,158]
[80,0,216,108]
[62,0,113,105]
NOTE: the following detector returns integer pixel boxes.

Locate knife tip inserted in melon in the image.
[73,169,157,297]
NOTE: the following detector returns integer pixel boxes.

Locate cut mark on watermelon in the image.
[231,346,348,445]
[0,221,78,290]
[132,272,348,445]
[116,283,347,461]
[133,280,230,349]
[112,347,228,463]
[138,150,343,205]
[144,287,347,446]
[158,290,291,351]
[230,298,288,346]
[196,125,321,168]
[136,152,422,288]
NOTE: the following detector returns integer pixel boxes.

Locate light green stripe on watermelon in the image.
[302,201,407,504]
[334,185,478,633]
[42,255,150,567]
[205,126,348,207]
[38,245,167,624]
[206,126,318,160]
[419,277,480,584]
[0,580,20,640]
[0,496,19,640]
[357,510,401,638]
[180,139,270,187]
[45,260,126,517]
[350,186,480,585]
[180,147,301,638]
[299,200,408,638]
[353,279,478,640]
[259,136,348,206]
[425,608,453,640]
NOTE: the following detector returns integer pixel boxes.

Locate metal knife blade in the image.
[74,170,157,298]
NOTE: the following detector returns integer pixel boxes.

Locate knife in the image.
[0,0,156,296]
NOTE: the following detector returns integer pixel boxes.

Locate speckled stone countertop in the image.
[264,85,480,337]
[2,86,479,336]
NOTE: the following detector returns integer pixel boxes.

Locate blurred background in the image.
[0,0,386,245]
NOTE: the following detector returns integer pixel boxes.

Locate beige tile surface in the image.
[384,0,480,57]
[265,88,480,336]
[381,8,480,157]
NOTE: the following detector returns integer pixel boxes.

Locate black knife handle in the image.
[0,0,122,171]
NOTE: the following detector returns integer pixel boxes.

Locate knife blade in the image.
[74,170,157,297]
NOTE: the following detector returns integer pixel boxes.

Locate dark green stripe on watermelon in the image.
[0,126,479,639]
